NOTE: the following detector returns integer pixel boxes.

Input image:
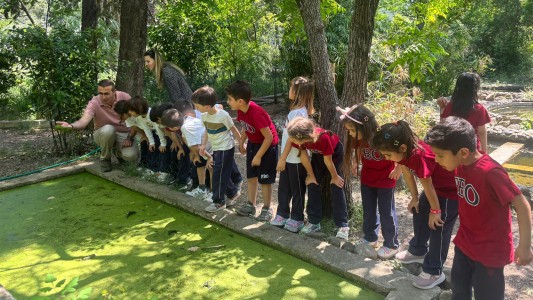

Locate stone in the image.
[0,285,15,300]
[402,262,422,275]
[353,243,378,259]
[499,120,511,127]
[439,290,453,300]
[509,117,522,125]
[340,241,355,252]
[486,93,495,101]
[508,124,522,131]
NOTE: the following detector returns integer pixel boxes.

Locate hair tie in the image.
[394,140,399,146]
[384,133,391,139]
[296,133,303,139]
[336,105,362,124]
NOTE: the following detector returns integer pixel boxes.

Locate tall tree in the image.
[116,0,147,96]
[340,0,379,108]
[81,0,98,84]
[296,0,339,131]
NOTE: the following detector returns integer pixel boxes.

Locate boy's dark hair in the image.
[160,108,184,128]
[98,79,116,90]
[174,100,195,115]
[371,120,419,158]
[424,116,477,154]
[225,80,252,103]
[113,99,129,115]
[127,96,149,115]
[149,102,174,122]
[191,86,218,106]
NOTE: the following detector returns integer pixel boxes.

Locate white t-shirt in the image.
[282,107,308,163]
[131,108,167,147]
[181,115,212,158]
[201,108,235,151]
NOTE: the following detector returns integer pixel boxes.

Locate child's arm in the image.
[389,163,402,180]
[418,177,444,230]
[154,126,168,153]
[238,128,247,155]
[250,127,273,167]
[299,150,316,185]
[188,145,201,164]
[139,121,157,152]
[324,155,344,188]
[276,141,293,172]
[230,125,241,142]
[123,126,139,147]
[477,125,488,153]
[512,194,533,266]
[401,165,420,213]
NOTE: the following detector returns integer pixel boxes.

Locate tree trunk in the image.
[296,0,339,132]
[116,0,147,96]
[340,0,379,107]
[82,0,98,85]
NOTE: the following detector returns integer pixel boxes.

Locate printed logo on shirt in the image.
[260,174,269,179]
[362,148,383,161]
[240,121,256,134]
[455,177,480,206]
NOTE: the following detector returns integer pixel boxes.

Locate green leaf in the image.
[44,274,57,283]
[55,278,66,288]
[77,287,93,299]
[61,277,79,295]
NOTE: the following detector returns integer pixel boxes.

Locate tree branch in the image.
[18,0,35,25]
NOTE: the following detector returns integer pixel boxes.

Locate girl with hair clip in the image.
[272,77,315,233]
[144,48,193,104]
[371,121,458,289]
[287,116,349,240]
[437,72,490,152]
[338,105,401,259]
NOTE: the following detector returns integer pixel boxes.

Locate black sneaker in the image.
[100,159,112,172]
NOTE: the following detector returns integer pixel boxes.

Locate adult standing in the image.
[56,79,138,172]
[144,48,193,104]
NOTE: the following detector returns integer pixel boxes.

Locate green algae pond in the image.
[0,173,383,299]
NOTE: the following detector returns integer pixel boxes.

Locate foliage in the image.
[35,273,93,300]
[4,24,107,153]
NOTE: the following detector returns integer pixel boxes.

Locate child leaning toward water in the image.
[425,116,532,300]
[287,116,350,240]
[338,104,401,259]
[371,120,458,289]
[272,77,314,233]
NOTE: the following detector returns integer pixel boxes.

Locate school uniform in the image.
[237,101,279,184]
[293,128,348,228]
[441,103,491,150]
[452,154,521,300]
[358,140,398,249]
[401,141,458,276]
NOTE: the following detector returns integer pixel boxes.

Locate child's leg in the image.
[276,169,291,219]
[158,137,172,174]
[377,187,399,249]
[361,184,379,242]
[408,191,432,256]
[260,184,272,208]
[331,143,348,228]
[257,145,277,208]
[139,140,149,168]
[196,166,206,186]
[176,144,191,185]
[451,246,474,299]
[230,160,243,186]
[247,178,259,205]
[288,163,307,221]
[211,148,236,205]
[246,143,259,205]
[422,196,459,275]
[306,153,327,225]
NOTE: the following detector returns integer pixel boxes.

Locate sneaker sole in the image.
[412,274,445,289]
[397,257,425,264]
[205,207,225,213]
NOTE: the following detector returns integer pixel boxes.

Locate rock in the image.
[508,124,522,131]
[353,243,378,259]
[486,94,495,101]
[509,117,522,125]
[478,93,486,100]
[439,290,453,300]
[402,262,422,275]
[499,120,511,127]
[340,241,355,252]
[0,284,15,300]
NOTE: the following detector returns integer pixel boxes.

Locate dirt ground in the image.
[1,102,532,299]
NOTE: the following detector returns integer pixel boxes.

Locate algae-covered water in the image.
[0,173,382,299]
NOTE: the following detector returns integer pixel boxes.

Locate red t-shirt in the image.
[453,153,521,268]
[441,103,491,150]
[355,140,396,189]
[399,141,457,199]
[237,101,279,146]
[292,128,339,156]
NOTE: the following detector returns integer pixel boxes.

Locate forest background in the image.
[1,0,533,152]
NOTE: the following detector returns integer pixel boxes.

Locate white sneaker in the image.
[377,246,399,260]
[226,191,241,207]
[336,227,350,240]
[203,192,213,202]
[157,172,170,183]
[186,187,207,198]
[205,203,226,213]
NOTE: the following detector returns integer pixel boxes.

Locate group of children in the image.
[112,73,531,298]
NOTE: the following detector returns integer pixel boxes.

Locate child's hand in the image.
[389,165,402,180]
[408,199,419,214]
[305,175,318,186]
[428,213,444,230]
[207,158,214,170]
[276,159,286,172]
[177,149,185,159]
[170,141,179,152]
[437,97,448,109]
[199,145,206,156]
[251,155,261,167]
[331,175,344,188]
[122,139,132,147]
[149,144,155,152]
[159,145,167,153]
[239,143,246,155]
[515,244,533,266]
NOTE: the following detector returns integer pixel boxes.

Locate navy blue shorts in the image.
[246,142,278,184]
[193,155,208,168]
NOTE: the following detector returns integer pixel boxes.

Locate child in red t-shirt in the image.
[226,80,279,222]
[437,72,491,152]
[287,116,349,240]
[371,120,458,289]
[425,116,532,299]
[338,105,401,259]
